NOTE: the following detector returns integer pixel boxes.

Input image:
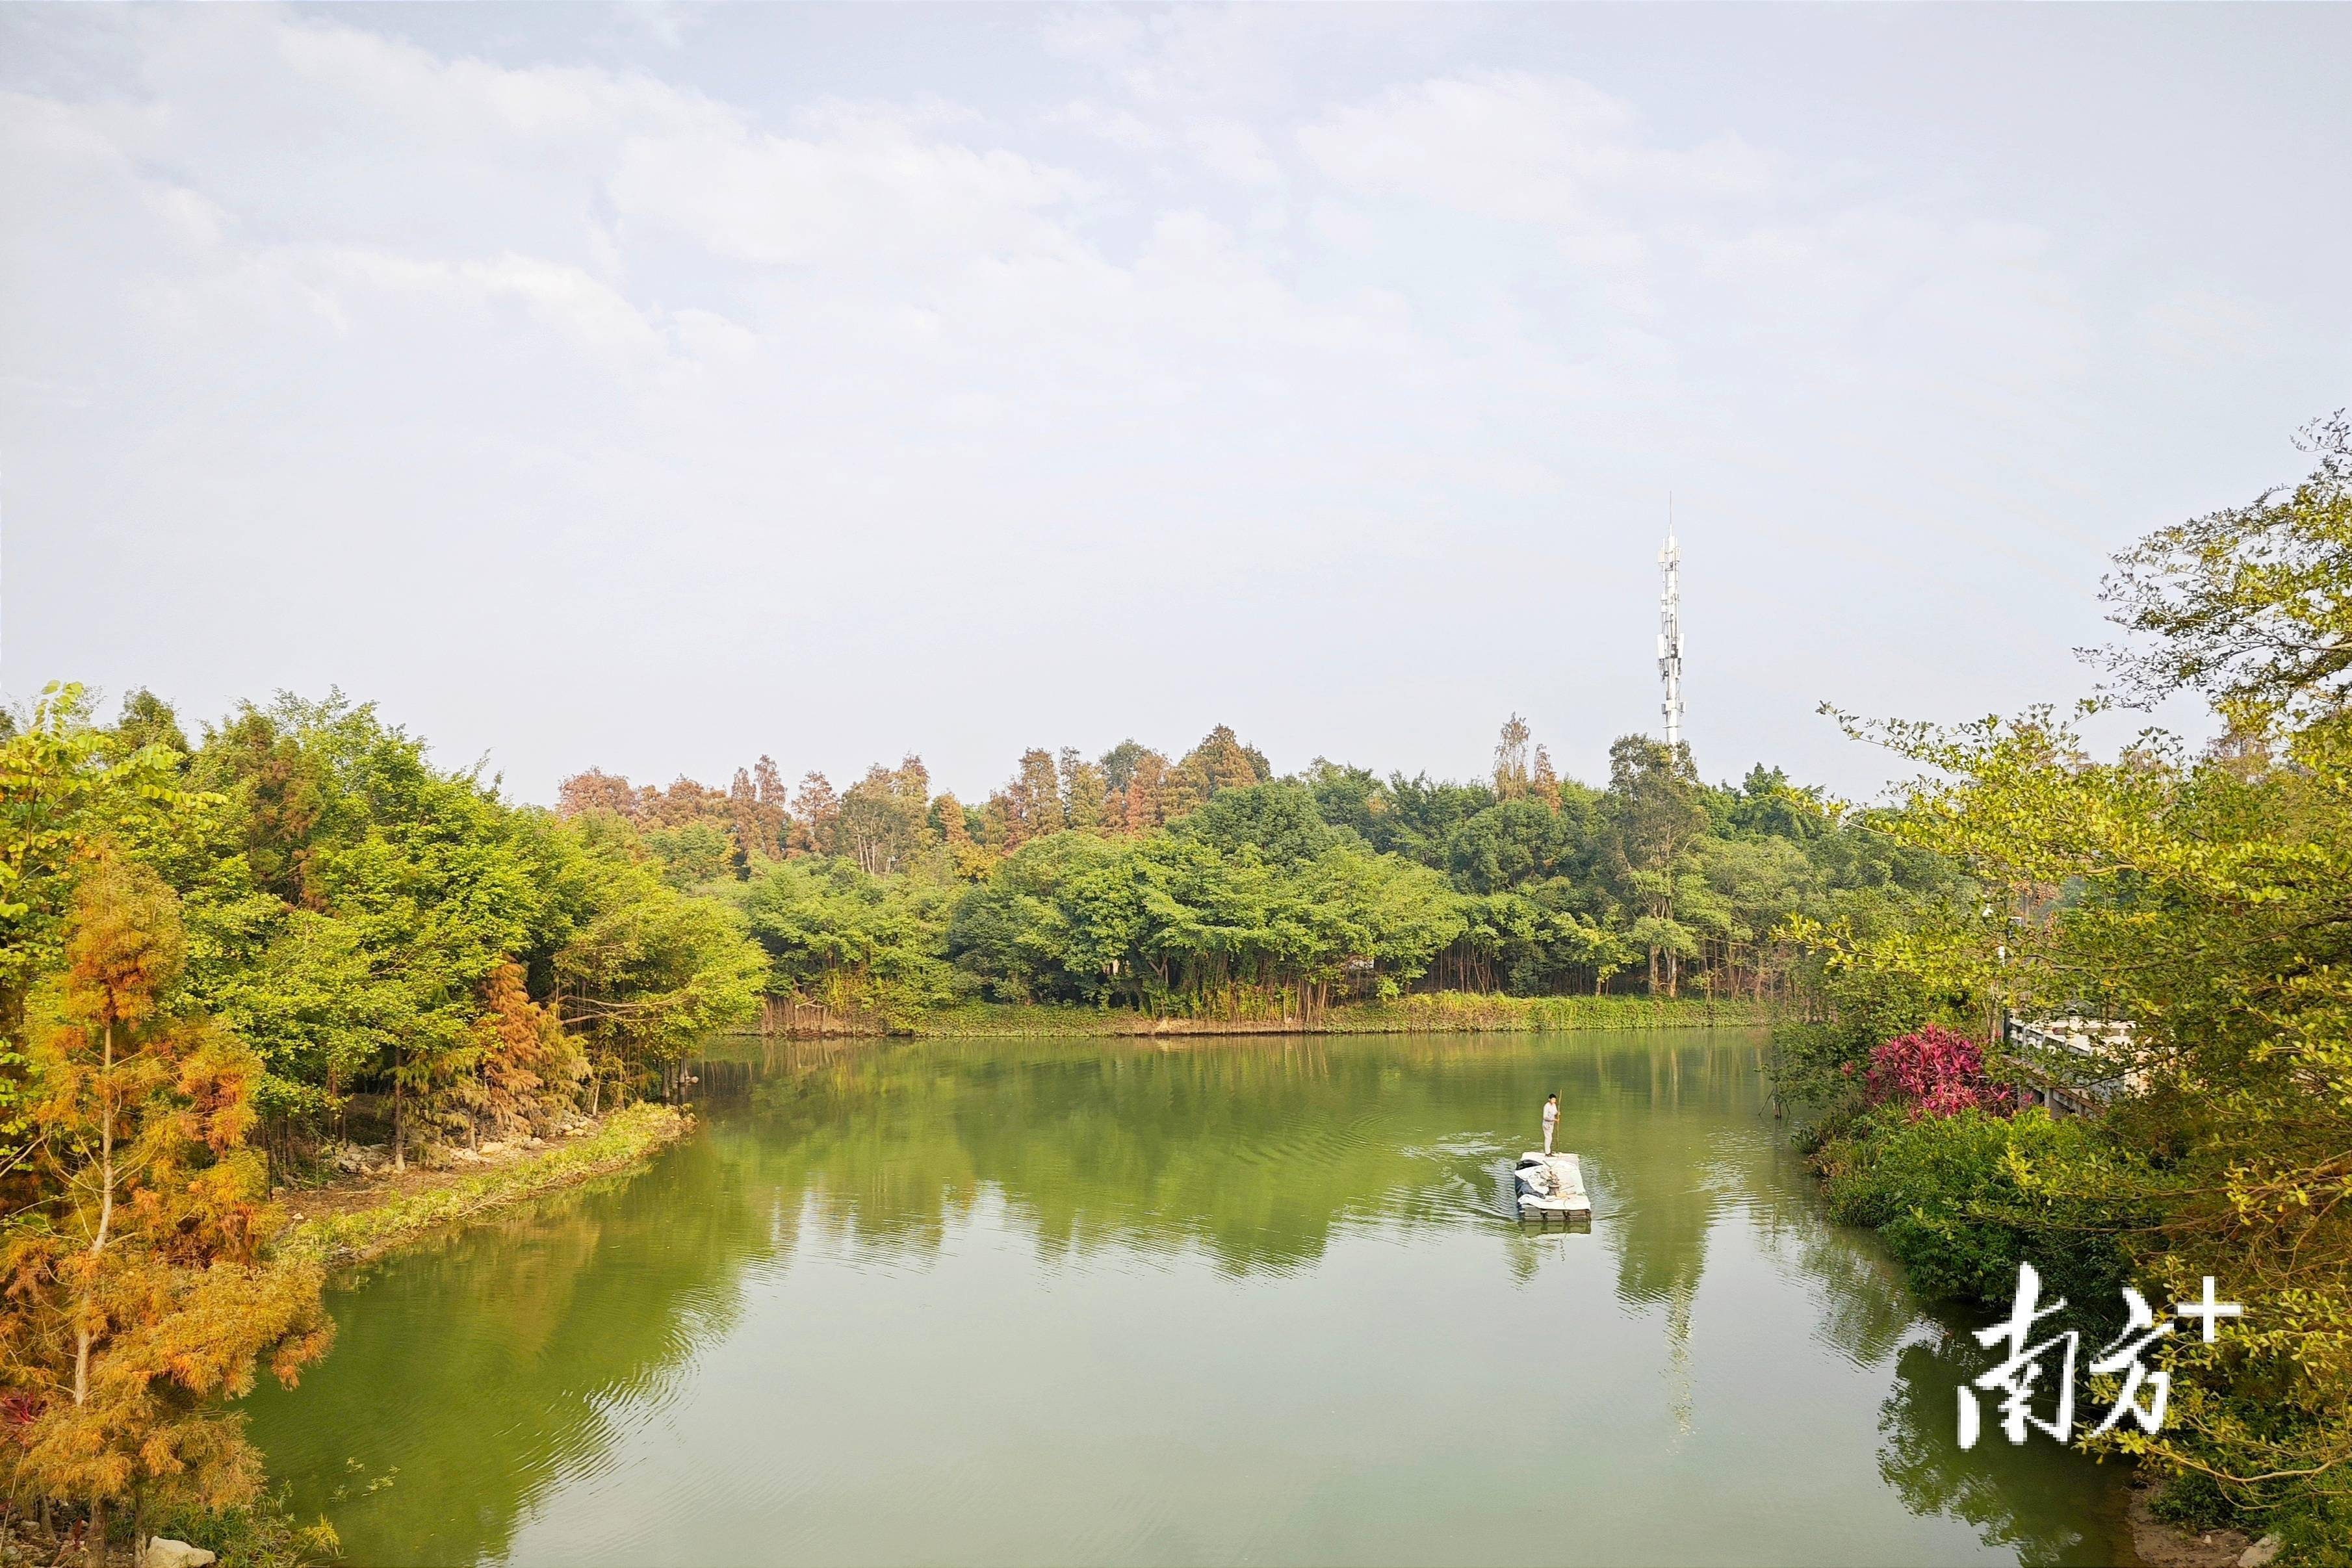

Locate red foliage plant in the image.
[1864,1023,2003,1118]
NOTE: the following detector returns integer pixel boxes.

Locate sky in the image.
[4,3,2348,807]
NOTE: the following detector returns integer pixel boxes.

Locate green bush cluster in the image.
[1819,1107,2136,1313]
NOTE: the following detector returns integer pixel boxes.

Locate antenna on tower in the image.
[1657,506,1685,750]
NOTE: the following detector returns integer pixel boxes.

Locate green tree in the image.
[1169,780,1343,866]
[742,857,964,1025]
[552,836,762,1105]
[835,759,933,876]
[2099,410,2352,728]
[109,691,190,764]
[1605,736,1708,996]
[1164,725,1267,819]
[645,821,736,888]
[1,684,201,1037]
[1059,749,1113,835]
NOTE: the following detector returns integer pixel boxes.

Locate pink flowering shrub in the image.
[1864,1023,2002,1118]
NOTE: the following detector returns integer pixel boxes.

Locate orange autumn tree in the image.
[456,959,586,1144]
[1,853,331,1550]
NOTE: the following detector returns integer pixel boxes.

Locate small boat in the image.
[1516,1152,1592,1222]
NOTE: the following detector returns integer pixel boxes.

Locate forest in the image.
[557,719,1952,1031]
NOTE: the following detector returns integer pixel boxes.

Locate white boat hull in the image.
[1515,1152,1592,1220]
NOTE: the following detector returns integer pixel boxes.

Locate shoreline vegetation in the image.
[274,1102,690,1270]
[743,993,1773,1038]
[1774,415,2352,1564]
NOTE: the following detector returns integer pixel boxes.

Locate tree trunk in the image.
[73,1022,116,1413]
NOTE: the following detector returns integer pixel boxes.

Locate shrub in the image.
[1821,1107,2133,1311]
[1865,1023,2001,1117]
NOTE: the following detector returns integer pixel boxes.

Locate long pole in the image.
[1657,522,1685,749]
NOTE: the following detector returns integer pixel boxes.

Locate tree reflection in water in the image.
[245,1139,777,1565]
[1876,1323,2135,1567]
[245,1031,2130,1567]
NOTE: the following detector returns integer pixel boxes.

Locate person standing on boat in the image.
[1541,1093,1559,1155]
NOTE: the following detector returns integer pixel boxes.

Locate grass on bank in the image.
[1318,992,1772,1033]
[274,1102,689,1269]
[851,992,1774,1038]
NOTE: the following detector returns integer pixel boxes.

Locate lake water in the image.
[245,1031,2138,1565]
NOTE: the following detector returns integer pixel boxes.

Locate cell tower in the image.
[1657,526,1685,749]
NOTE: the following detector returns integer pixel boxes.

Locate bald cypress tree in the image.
[3,854,331,1556]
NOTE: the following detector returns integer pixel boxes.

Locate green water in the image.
[246,1031,2136,1566]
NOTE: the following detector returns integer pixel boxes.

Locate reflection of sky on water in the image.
[245,1031,2129,1566]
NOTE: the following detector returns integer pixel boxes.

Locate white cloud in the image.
[608,105,1090,268]
[270,18,693,142]
[316,249,672,355]
[1291,69,2082,391]
[5,5,2331,804]
[1047,99,1166,153]
[1186,120,1282,188]
[1300,71,1777,224]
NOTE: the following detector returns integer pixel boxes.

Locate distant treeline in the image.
[558,716,1956,1029]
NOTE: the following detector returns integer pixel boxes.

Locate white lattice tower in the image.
[1657,532,1684,748]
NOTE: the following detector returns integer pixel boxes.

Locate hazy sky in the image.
[5,4,2347,805]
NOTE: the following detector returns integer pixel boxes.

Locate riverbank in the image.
[762,993,1772,1040]
[274,1103,690,1268]
[2127,1483,2262,1568]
